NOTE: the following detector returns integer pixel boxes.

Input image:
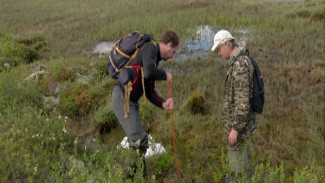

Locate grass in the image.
[0,0,324,182]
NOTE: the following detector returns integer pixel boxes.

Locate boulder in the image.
[42,96,59,113]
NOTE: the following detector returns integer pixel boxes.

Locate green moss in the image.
[39,59,77,95]
[59,82,88,117]
[94,106,118,134]
[147,152,173,180]
[186,93,207,114]
[33,41,47,51]
[0,34,40,64]
[14,44,39,64]
[87,85,107,109]
[59,81,108,118]
[53,63,76,82]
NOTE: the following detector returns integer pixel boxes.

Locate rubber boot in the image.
[123,152,137,180]
[225,172,241,183]
[142,155,147,178]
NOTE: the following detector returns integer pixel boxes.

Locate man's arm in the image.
[144,80,173,110]
[145,80,164,109]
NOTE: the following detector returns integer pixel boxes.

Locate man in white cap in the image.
[212,30,257,182]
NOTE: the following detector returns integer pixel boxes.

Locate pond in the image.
[92,25,252,61]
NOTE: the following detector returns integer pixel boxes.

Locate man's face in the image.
[162,42,179,61]
[216,43,231,60]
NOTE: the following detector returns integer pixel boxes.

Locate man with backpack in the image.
[211,30,264,182]
[110,30,180,179]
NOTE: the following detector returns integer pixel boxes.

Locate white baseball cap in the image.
[211,30,236,51]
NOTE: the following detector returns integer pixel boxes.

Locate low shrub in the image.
[60,82,88,117]
[0,34,40,64]
[95,106,118,134]
[140,102,156,132]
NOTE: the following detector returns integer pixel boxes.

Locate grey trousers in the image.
[111,86,149,154]
[228,143,251,176]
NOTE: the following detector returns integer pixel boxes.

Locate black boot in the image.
[123,155,137,180]
[142,155,147,178]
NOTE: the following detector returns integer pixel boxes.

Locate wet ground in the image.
[91,25,252,61]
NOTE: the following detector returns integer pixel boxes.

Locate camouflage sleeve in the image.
[232,56,251,132]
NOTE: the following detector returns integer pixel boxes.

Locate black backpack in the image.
[240,50,265,114]
[107,32,153,78]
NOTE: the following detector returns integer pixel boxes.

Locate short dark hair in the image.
[159,30,180,47]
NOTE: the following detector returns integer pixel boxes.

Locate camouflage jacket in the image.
[221,46,257,150]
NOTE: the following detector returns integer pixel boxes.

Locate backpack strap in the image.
[123,81,133,118]
[122,42,158,118]
[114,44,131,59]
[108,54,120,73]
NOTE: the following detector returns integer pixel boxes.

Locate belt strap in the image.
[123,66,147,118]
[124,81,133,118]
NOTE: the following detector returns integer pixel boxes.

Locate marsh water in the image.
[92,25,252,61]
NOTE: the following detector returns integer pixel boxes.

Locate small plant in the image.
[148,152,174,180]
[140,102,156,132]
[250,162,285,183]
[95,106,118,134]
[213,148,231,182]
[93,59,109,80]
[52,62,76,82]
[0,34,40,64]
[33,41,47,51]
[185,93,207,114]
[59,82,88,117]
[293,166,319,183]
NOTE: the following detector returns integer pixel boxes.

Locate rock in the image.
[3,63,11,69]
[32,63,46,72]
[52,83,61,96]
[42,96,59,113]
[68,156,86,174]
[25,70,48,82]
[76,73,90,84]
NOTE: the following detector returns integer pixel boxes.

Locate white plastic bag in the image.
[118,134,166,157]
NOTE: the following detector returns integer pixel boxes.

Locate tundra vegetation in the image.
[0,0,324,182]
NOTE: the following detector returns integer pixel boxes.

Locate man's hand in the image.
[166,72,172,82]
[163,98,174,110]
[228,128,238,145]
